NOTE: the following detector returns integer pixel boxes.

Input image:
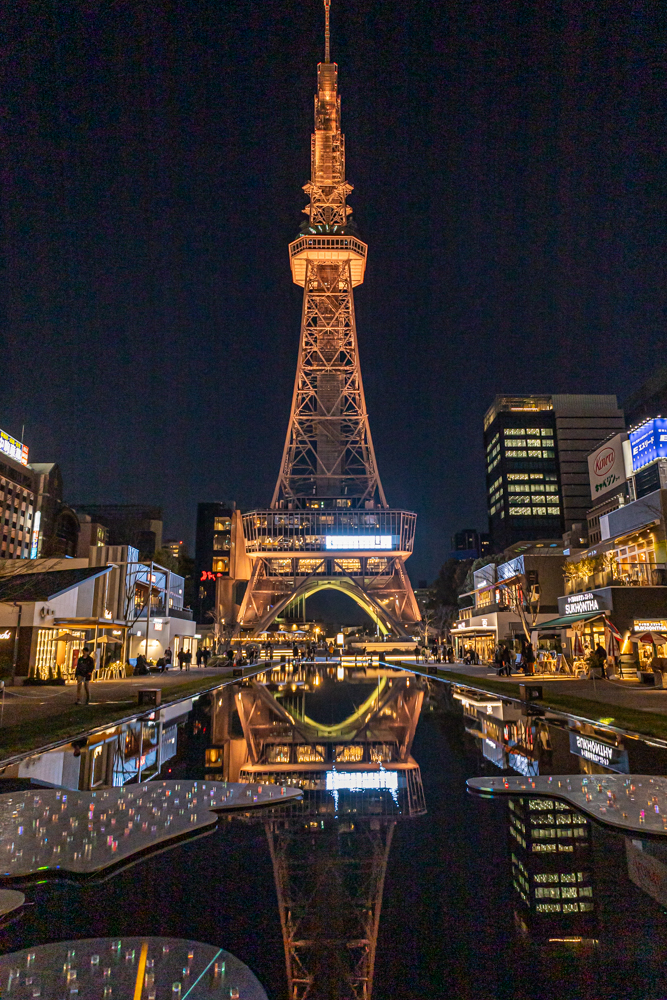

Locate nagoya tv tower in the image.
[238,1,419,637]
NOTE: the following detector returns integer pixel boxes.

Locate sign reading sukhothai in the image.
[588,433,627,500]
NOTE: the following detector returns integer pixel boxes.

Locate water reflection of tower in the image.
[508,796,598,948]
[235,667,426,1000]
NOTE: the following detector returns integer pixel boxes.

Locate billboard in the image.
[325,535,393,550]
[588,433,627,500]
[0,429,29,467]
[630,418,667,472]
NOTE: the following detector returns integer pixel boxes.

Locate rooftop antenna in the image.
[324,0,331,62]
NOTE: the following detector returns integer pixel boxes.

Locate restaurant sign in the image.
[587,433,627,500]
[634,620,667,632]
[569,731,629,773]
[559,592,608,616]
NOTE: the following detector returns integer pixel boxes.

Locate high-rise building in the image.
[194,502,250,626]
[0,427,35,559]
[450,528,491,560]
[485,395,625,550]
[73,504,162,559]
[236,5,419,638]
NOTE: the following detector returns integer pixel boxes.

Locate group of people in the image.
[414,644,454,663]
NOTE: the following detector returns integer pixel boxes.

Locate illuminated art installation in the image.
[467,774,667,836]
[237,0,420,638]
[0,937,268,999]
[0,780,301,878]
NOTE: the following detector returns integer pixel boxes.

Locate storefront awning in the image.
[534,611,607,630]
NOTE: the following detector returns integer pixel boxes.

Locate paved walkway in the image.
[0,666,240,726]
[403,659,667,714]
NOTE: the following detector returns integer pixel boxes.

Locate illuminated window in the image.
[532,506,547,515]
[560,872,576,882]
[535,887,560,899]
[578,886,593,897]
[336,558,361,573]
[510,507,533,516]
[298,559,325,574]
[509,495,531,505]
[506,449,528,458]
[505,428,526,436]
[213,533,231,550]
[545,484,559,493]
[367,557,388,573]
[561,887,578,898]
[511,484,531,493]
[562,903,579,913]
[213,517,231,531]
[532,843,556,853]
[579,901,594,911]
[370,744,393,762]
[541,428,553,437]
[268,745,291,763]
[296,745,325,763]
[534,873,559,883]
[212,557,229,573]
[507,474,530,481]
[536,903,561,913]
[335,744,364,762]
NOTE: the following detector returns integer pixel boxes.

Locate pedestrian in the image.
[177,648,187,671]
[75,647,95,704]
[184,649,192,672]
[196,647,204,668]
[523,641,535,676]
[594,642,608,679]
[202,647,210,667]
[134,652,149,676]
[502,645,512,676]
[447,645,453,663]
[164,646,173,671]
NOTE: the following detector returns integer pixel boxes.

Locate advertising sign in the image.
[630,418,667,472]
[588,433,627,500]
[0,429,29,467]
[569,731,629,772]
[325,535,393,550]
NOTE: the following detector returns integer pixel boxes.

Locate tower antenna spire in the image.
[324,0,331,62]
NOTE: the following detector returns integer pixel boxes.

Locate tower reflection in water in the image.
[207,665,426,1000]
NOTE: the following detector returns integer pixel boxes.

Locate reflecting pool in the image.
[1,665,667,999]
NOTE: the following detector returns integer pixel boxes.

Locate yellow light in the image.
[336,665,344,681]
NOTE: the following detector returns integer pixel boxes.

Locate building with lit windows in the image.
[485,395,625,551]
[194,502,251,626]
[0,428,35,559]
[508,795,597,946]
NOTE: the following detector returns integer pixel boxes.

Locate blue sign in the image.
[630,418,667,471]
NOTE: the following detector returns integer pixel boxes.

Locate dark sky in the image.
[4,1,665,582]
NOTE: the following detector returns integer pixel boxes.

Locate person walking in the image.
[594,642,608,679]
[196,647,204,668]
[75,647,95,704]
[184,649,192,672]
[164,646,173,671]
[502,645,513,676]
[202,647,210,667]
[523,641,536,676]
[177,648,187,671]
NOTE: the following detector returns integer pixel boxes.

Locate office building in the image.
[450,528,491,560]
[0,428,35,559]
[74,504,162,559]
[484,395,625,551]
[194,502,251,625]
[164,540,186,562]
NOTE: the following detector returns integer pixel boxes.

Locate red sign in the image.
[593,446,616,477]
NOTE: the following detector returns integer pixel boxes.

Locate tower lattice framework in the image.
[237,1,419,637]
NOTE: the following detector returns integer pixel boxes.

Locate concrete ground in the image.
[0,665,240,726]
[402,659,667,715]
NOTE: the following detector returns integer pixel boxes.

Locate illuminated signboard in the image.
[634,620,667,632]
[568,731,629,773]
[630,418,667,472]
[325,535,393,550]
[588,433,627,500]
[560,592,606,615]
[30,510,41,559]
[0,429,29,467]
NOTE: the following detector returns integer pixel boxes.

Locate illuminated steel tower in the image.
[238,1,419,637]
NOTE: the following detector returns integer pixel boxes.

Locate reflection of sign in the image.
[634,620,667,632]
[563,593,603,615]
[588,434,627,499]
[626,840,667,907]
[630,418,667,472]
[0,429,29,466]
[325,535,393,550]
[569,731,629,772]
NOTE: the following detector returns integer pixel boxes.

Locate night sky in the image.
[4,1,665,581]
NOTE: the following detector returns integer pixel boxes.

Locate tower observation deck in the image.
[237,1,419,638]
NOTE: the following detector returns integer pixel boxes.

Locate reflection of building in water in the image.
[455,688,549,776]
[226,668,426,999]
[509,796,597,947]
